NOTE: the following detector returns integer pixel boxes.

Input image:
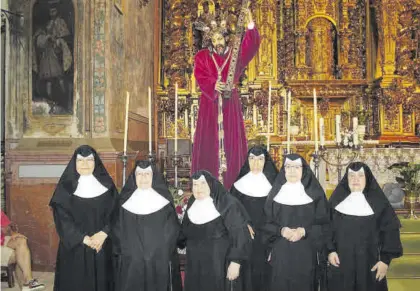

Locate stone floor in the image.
[1,271,54,291]
[1,271,418,291]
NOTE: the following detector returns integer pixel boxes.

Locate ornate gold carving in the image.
[42,124,67,136]
[168,119,190,138]
[252,0,277,81]
[403,113,414,133]
[396,0,417,81]
[313,0,328,13]
[306,17,336,80]
[163,0,191,87]
[157,0,418,143]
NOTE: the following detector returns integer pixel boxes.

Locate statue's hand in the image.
[215,80,226,93]
[246,9,254,27]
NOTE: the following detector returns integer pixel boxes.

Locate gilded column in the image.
[380,0,399,83]
[163,0,189,88]
[252,0,277,82]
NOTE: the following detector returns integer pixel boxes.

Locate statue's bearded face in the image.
[211,32,226,55]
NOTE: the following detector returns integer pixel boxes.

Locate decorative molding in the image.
[93,1,107,133]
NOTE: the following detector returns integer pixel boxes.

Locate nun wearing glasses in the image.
[263,154,329,291]
[50,145,118,291]
[326,162,402,291]
[112,160,182,291]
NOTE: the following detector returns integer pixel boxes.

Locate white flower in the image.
[178,189,184,196]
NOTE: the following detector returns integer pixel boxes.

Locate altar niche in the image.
[32,0,74,115]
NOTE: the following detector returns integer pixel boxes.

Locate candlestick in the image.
[335,115,341,144]
[175,83,178,153]
[313,89,318,152]
[353,117,359,146]
[191,75,196,94]
[283,92,287,110]
[148,87,152,155]
[253,104,257,125]
[287,91,291,154]
[123,91,130,155]
[320,117,325,146]
[267,81,272,152]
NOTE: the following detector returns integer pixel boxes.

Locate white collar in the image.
[273,182,313,205]
[73,175,108,198]
[122,188,169,215]
[188,197,220,224]
[234,172,271,197]
[335,192,374,216]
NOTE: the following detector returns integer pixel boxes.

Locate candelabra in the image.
[148,152,156,165]
[172,154,182,188]
[119,151,139,187]
[315,144,361,182]
[312,150,320,179]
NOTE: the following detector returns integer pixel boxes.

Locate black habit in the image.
[112,160,182,291]
[263,154,329,291]
[180,170,253,291]
[326,162,403,291]
[50,145,118,291]
[230,146,278,291]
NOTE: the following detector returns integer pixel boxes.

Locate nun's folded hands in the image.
[226,261,241,281]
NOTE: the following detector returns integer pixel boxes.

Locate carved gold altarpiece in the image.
[157,0,420,162]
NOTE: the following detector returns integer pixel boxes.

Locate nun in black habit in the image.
[230,145,278,291]
[263,154,328,291]
[112,160,182,291]
[50,145,118,291]
[326,162,403,291]
[180,170,253,291]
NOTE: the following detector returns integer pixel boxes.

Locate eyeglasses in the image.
[285,165,302,170]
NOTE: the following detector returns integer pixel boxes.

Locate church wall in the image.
[4,0,157,269]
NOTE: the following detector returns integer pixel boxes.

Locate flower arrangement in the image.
[340,129,358,148]
[350,108,371,125]
[168,186,190,221]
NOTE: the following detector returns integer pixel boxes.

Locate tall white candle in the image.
[336,115,341,144]
[148,87,152,155]
[320,117,325,146]
[190,106,194,142]
[353,117,359,146]
[123,91,130,155]
[253,104,257,125]
[267,81,272,152]
[284,92,287,111]
[175,83,178,153]
[287,91,291,154]
[313,89,318,152]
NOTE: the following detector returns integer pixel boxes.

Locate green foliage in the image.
[388,162,420,196]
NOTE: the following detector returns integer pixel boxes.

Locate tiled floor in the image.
[1,272,54,291]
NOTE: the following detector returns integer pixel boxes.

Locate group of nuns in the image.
[50,144,403,291]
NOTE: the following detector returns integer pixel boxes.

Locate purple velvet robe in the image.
[192,27,260,189]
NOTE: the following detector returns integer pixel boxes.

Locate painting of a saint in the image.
[32,0,74,115]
